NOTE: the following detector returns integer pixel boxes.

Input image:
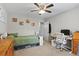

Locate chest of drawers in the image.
[0,38,14,56]
[72,32,79,54]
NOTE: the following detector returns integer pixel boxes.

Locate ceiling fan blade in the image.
[34,3,39,7]
[31,10,38,12]
[45,10,52,13]
[46,4,54,8]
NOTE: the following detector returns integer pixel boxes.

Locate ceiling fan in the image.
[31,3,54,15]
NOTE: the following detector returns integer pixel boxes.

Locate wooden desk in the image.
[0,38,14,56]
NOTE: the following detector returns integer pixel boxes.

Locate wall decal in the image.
[26,19,30,23]
[19,21,24,25]
[32,22,35,26]
[11,18,38,27]
[12,18,17,22]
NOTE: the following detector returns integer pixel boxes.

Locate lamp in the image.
[39,10,45,14]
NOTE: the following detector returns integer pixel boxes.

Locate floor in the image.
[14,40,75,56]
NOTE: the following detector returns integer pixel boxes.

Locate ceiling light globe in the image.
[39,10,45,14]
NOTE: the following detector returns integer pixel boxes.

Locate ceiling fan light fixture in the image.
[39,10,45,14]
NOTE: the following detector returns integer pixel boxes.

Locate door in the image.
[39,21,49,41]
[43,21,49,41]
[39,22,44,36]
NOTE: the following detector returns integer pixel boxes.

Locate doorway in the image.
[39,21,49,42]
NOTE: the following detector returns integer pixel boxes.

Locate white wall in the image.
[7,14,41,36]
[0,21,7,33]
[0,5,7,34]
[48,6,79,33]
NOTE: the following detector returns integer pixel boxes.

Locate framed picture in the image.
[19,21,24,25]
[26,19,30,23]
[12,18,17,22]
[32,22,35,26]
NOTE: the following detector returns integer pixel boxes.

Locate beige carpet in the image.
[14,41,75,56]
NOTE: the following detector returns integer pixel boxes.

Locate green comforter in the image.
[13,35,39,46]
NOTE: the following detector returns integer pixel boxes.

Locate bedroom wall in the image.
[48,6,79,33]
[7,14,41,36]
[0,5,7,34]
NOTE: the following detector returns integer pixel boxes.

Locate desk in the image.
[50,34,72,50]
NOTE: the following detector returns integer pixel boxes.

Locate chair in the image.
[55,33,67,50]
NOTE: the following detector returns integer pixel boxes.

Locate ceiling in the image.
[1,3,79,20]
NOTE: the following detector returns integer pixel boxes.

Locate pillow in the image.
[7,35,14,38]
[9,33,18,37]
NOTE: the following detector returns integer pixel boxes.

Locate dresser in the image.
[0,38,14,56]
[72,32,79,55]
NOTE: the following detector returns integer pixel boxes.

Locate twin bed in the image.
[8,33,39,49]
